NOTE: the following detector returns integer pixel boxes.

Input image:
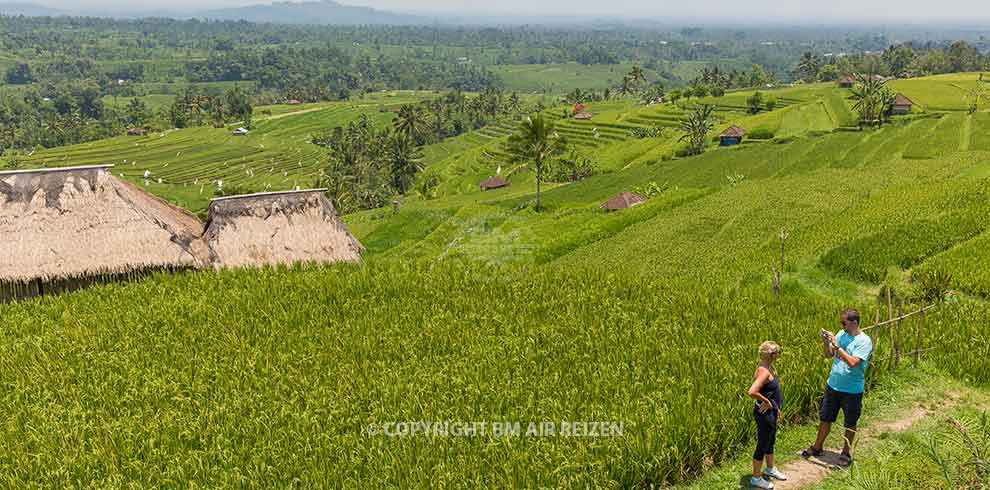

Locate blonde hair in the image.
[759,341,782,362]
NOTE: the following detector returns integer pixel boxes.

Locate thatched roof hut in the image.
[601,191,646,211]
[0,165,208,285]
[203,189,363,269]
[891,93,915,114]
[479,176,509,190]
[574,111,594,120]
[719,125,747,146]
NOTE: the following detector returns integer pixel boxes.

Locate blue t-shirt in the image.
[827,330,873,394]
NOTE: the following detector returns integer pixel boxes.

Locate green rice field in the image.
[2,73,990,488]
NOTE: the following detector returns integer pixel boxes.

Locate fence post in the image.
[886,288,894,369]
[873,309,882,368]
[915,308,926,364]
[895,300,903,368]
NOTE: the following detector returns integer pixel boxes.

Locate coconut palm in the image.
[628,65,647,86]
[796,52,821,82]
[678,104,716,156]
[393,104,425,141]
[388,133,423,194]
[616,76,634,98]
[508,114,566,211]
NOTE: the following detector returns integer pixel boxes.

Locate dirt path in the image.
[770,393,961,489]
[263,106,330,121]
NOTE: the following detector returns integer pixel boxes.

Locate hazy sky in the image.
[37,0,990,22]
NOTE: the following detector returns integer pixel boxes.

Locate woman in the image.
[747,341,788,489]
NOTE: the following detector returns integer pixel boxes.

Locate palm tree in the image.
[508,114,565,211]
[678,104,715,156]
[393,104,425,141]
[796,52,821,82]
[388,133,423,194]
[851,74,886,127]
[616,76,634,97]
[628,65,647,86]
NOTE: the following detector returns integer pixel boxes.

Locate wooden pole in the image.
[895,300,903,368]
[915,309,926,364]
[886,287,894,368]
[873,309,882,369]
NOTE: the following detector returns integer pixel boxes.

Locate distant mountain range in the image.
[200,0,427,25]
[0,1,63,16]
[0,0,429,25]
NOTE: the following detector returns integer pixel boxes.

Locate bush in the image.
[749,126,775,140]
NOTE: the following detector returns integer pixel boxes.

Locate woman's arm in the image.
[747,368,774,412]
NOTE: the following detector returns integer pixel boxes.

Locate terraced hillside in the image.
[13,92,430,214]
[4,74,990,489]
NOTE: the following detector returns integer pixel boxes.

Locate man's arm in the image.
[833,345,862,368]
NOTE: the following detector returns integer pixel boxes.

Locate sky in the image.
[32,0,990,22]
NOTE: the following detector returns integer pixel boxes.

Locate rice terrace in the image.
[1,3,990,489]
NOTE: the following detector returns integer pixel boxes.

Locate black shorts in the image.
[819,384,863,428]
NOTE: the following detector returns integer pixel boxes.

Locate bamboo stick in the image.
[895,300,903,368]
[863,304,936,331]
[915,310,925,364]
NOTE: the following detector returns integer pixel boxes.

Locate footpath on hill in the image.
[677,365,979,490]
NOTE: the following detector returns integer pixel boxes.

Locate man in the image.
[802,308,873,466]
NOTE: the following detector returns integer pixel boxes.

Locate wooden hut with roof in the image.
[202,189,363,269]
[837,75,856,88]
[0,165,208,299]
[719,125,747,146]
[890,93,915,115]
[601,191,646,211]
[479,176,509,190]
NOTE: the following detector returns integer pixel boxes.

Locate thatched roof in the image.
[479,176,509,190]
[892,93,915,107]
[601,191,646,211]
[203,189,363,269]
[838,75,856,84]
[574,111,594,120]
[719,125,747,138]
[0,165,208,283]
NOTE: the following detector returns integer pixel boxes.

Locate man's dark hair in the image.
[842,308,860,325]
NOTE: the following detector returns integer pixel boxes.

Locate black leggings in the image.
[754,408,778,460]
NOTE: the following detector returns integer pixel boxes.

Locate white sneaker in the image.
[750,476,775,489]
[763,467,789,481]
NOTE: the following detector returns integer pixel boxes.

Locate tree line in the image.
[313,88,530,213]
[792,41,990,82]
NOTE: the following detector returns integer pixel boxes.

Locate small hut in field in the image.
[601,191,646,211]
[479,176,509,190]
[0,165,208,298]
[837,75,856,88]
[574,111,594,120]
[719,125,747,146]
[202,189,363,269]
[127,127,148,136]
[890,93,915,115]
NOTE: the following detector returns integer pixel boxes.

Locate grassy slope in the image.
[886,72,984,111]
[14,91,431,215]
